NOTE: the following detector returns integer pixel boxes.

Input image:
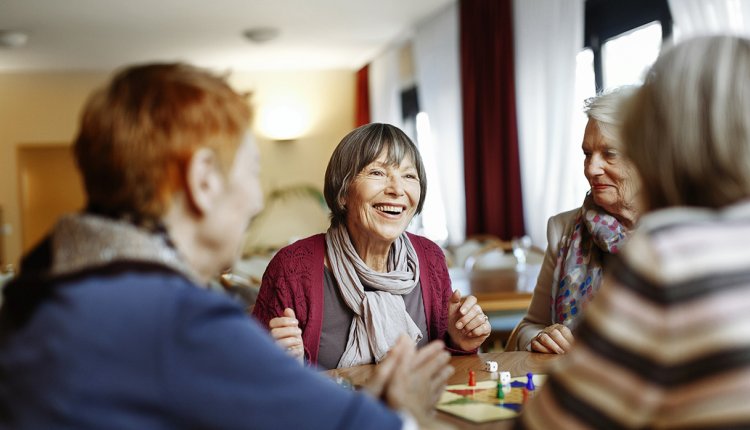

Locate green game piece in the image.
[496,381,505,400]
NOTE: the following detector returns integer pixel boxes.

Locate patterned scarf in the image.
[325,223,423,368]
[552,193,630,329]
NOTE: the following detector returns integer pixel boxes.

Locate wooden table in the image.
[327,351,561,430]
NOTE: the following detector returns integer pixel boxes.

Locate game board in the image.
[436,374,547,423]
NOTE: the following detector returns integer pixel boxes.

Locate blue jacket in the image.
[0,248,401,429]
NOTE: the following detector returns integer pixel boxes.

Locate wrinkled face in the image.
[344,151,421,246]
[203,133,264,273]
[582,119,636,216]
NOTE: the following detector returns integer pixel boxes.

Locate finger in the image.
[278,342,305,357]
[283,308,296,319]
[382,334,413,362]
[384,337,416,408]
[447,290,462,319]
[458,295,477,316]
[274,336,304,350]
[558,325,575,344]
[429,363,454,392]
[419,354,451,410]
[468,320,491,338]
[291,346,305,358]
[414,344,451,378]
[411,340,446,368]
[429,364,454,406]
[366,336,408,398]
[449,289,462,304]
[270,326,302,340]
[530,339,553,353]
[548,329,573,352]
[268,316,298,329]
[459,307,487,333]
[456,303,482,330]
[537,332,565,354]
[289,346,304,359]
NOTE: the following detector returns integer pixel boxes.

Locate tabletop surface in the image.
[327,351,561,430]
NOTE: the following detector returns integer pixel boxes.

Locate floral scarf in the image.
[551,193,630,329]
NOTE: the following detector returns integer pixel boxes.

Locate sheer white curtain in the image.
[412,3,466,246]
[368,45,403,128]
[513,0,586,247]
[669,0,750,39]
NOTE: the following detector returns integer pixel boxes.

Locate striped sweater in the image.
[518,201,750,429]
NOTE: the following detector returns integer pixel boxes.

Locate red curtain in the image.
[460,0,525,240]
[355,65,370,127]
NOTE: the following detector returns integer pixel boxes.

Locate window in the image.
[571,0,669,198]
[400,86,449,243]
[585,0,672,91]
[602,21,662,88]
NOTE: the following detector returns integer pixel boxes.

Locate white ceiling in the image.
[0,0,454,72]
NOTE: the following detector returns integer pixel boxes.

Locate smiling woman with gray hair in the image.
[253,123,490,369]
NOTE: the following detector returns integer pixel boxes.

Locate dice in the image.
[484,360,498,372]
[499,371,511,385]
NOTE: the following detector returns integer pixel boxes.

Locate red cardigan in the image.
[252,232,469,366]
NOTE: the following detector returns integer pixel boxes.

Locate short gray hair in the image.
[584,86,637,147]
[324,123,427,226]
[622,35,750,210]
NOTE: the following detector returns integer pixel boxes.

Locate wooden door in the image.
[17,145,85,252]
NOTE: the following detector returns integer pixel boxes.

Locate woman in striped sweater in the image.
[519,35,750,428]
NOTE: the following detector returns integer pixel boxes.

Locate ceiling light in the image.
[243,27,280,44]
[0,30,29,48]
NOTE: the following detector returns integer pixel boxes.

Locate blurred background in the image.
[0,0,745,293]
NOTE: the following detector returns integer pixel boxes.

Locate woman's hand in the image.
[268,308,304,362]
[447,290,491,351]
[364,336,454,429]
[529,323,574,354]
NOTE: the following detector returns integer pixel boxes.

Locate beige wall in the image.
[230,70,354,195]
[0,69,354,265]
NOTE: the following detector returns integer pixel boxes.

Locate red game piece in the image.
[468,370,476,387]
[522,388,529,403]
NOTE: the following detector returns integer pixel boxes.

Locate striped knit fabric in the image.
[518,202,750,429]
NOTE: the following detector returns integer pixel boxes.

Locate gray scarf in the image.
[325,223,423,368]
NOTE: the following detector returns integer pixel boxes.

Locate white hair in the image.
[584,86,638,147]
[622,35,750,210]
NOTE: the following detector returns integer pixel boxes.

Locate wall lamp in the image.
[256,98,310,142]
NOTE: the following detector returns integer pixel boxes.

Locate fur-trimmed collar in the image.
[48,213,198,283]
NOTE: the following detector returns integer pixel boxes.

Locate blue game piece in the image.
[525,372,535,390]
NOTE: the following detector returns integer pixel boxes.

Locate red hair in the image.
[74,63,251,222]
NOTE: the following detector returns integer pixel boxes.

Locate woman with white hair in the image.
[519,34,750,429]
[507,87,639,354]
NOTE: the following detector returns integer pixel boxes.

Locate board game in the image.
[436,374,547,423]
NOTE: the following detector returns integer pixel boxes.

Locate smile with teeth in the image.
[373,204,404,215]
